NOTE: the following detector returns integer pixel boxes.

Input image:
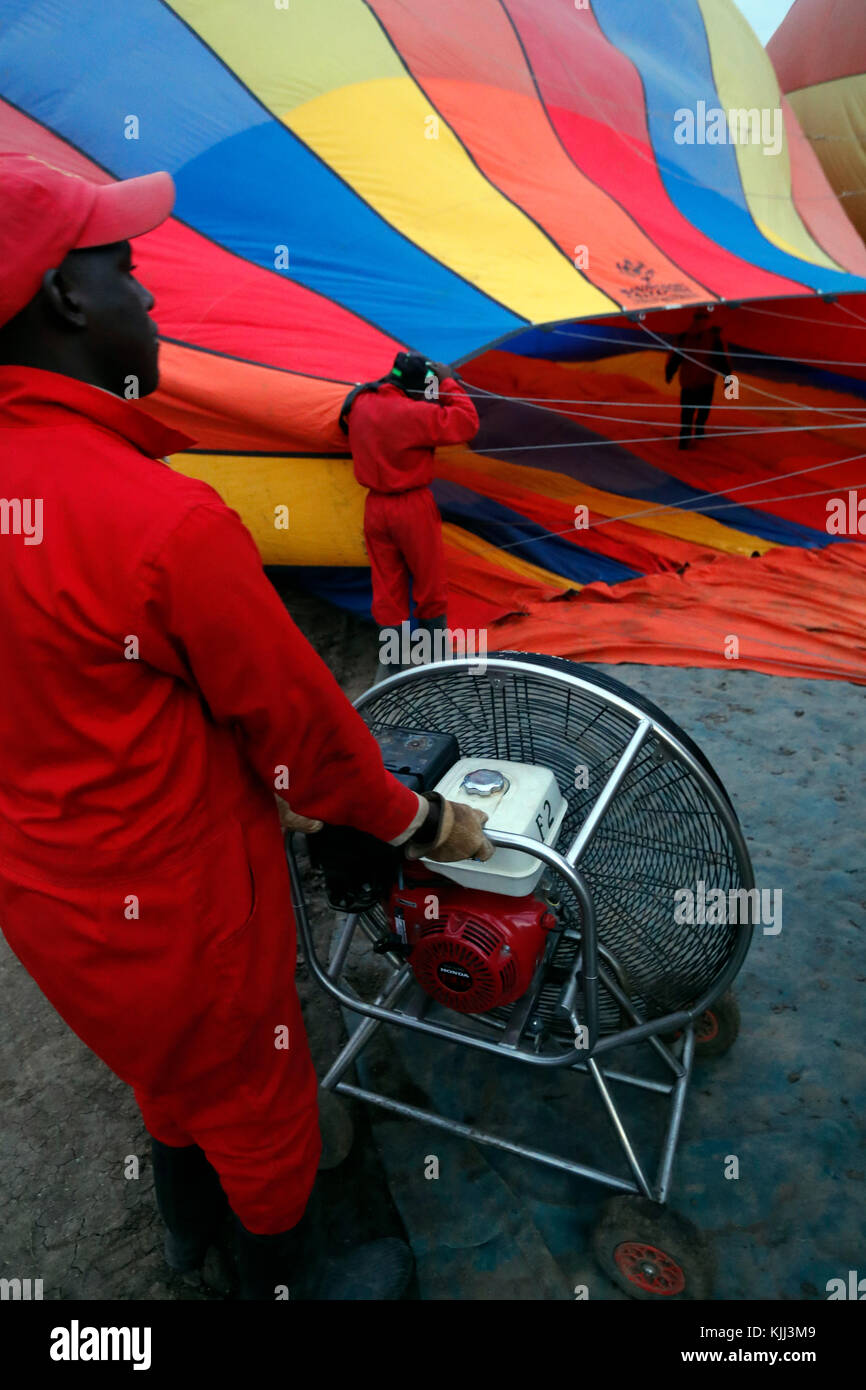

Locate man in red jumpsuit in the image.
[341,351,479,670]
[0,155,491,1300]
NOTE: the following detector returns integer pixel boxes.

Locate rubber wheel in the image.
[317,1089,355,1170]
[662,990,741,1059]
[593,1196,715,1300]
[693,990,741,1058]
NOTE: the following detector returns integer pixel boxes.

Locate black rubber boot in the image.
[152,1140,230,1272]
[152,1140,236,1293]
[231,1211,310,1300]
[375,621,415,681]
[232,1193,414,1302]
[234,1228,414,1301]
[417,614,450,662]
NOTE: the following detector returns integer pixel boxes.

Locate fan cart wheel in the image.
[693,990,740,1057]
[593,1196,715,1300]
[317,1088,355,1170]
[662,989,741,1058]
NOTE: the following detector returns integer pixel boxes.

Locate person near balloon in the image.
[339,351,479,673]
[665,308,731,449]
[0,156,493,1302]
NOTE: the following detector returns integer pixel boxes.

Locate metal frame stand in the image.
[290,822,708,1204]
[289,656,753,1209]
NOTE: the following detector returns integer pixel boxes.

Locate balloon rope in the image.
[454,389,866,411]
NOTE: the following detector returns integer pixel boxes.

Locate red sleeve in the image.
[391,377,479,449]
[143,502,420,841]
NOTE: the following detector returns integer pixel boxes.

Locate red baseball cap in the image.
[0,153,175,327]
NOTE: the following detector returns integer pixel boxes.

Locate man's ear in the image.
[41,265,87,329]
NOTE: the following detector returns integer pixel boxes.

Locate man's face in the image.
[60,240,159,397]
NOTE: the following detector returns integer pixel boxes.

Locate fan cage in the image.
[355,656,751,1039]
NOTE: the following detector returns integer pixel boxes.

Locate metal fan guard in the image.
[355,653,753,1038]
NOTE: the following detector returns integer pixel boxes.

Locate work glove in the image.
[275,795,323,834]
[404,793,495,863]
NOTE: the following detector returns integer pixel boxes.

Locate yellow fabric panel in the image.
[169,453,367,566]
[438,447,775,557]
[168,450,585,579]
[167,436,774,573]
[168,0,615,324]
[168,0,404,112]
[442,523,577,590]
[788,75,866,242]
[699,0,843,271]
[288,78,615,324]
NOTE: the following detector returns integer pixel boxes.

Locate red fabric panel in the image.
[443,541,562,632]
[0,97,113,181]
[468,344,866,534]
[724,294,866,385]
[137,220,399,382]
[0,98,399,382]
[506,0,809,303]
[368,0,708,310]
[768,0,866,92]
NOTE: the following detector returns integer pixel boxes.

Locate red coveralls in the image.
[348,378,479,627]
[0,366,420,1234]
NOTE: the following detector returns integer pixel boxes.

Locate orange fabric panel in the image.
[140,342,347,453]
[490,542,866,684]
[443,536,563,632]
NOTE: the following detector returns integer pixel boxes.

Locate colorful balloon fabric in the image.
[2,0,866,681]
[769,0,866,246]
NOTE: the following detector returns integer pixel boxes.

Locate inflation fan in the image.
[287,653,755,1299]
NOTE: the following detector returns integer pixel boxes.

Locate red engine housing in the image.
[389,878,555,1014]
